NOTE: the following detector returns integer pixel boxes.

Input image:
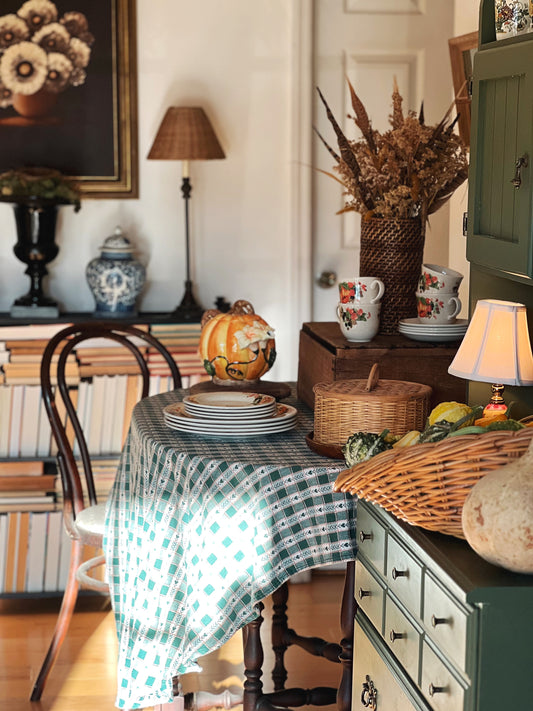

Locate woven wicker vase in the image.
[359,217,425,334]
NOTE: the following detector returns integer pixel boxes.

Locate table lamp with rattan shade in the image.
[148,107,225,320]
[448,299,533,413]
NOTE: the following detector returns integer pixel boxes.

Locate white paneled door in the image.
[311,0,455,322]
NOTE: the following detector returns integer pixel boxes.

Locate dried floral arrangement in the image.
[316,79,469,223]
[0,167,81,210]
[0,0,93,109]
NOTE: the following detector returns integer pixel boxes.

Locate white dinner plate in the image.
[399,331,466,343]
[183,391,276,411]
[165,401,288,424]
[164,419,297,437]
[163,403,297,434]
[180,404,277,420]
[399,318,469,330]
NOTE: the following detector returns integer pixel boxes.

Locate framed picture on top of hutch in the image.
[0,0,138,198]
[448,31,478,147]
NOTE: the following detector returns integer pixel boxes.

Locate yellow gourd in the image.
[393,430,421,448]
[428,401,473,427]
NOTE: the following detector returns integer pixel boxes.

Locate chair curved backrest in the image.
[40,321,182,532]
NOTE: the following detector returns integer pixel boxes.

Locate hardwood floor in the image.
[0,570,346,711]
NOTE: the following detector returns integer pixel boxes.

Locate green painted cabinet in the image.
[467,1,533,283]
[352,499,533,711]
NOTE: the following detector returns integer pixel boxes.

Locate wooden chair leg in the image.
[30,538,83,701]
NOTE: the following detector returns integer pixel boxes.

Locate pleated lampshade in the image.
[448,299,533,386]
[147,107,225,161]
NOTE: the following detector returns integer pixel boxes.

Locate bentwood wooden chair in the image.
[30,322,181,702]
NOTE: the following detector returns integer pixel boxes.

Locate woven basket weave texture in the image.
[313,378,431,447]
[334,427,533,538]
[359,217,425,334]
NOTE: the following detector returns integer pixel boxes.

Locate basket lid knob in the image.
[365,363,380,392]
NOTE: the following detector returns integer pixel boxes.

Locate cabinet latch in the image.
[511,154,528,189]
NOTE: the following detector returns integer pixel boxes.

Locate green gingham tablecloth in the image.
[104,388,358,710]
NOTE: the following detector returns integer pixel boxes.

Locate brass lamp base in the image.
[482,383,508,416]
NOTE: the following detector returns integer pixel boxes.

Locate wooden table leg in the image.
[337,561,356,711]
[243,602,265,711]
[271,582,289,690]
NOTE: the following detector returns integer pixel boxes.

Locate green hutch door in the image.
[468,39,533,282]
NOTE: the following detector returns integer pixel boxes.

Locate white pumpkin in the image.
[462,439,533,574]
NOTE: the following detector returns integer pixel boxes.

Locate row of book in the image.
[0,320,210,460]
[0,509,103,595]
[0,320,208,594]
[0,456,115,592]
[0,458,119,513]
[0,320,208,385]
[0,460,56,515]
[0,374,186,459]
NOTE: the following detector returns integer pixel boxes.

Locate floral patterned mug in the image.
[418,264,463,294]
[338,277,385,304]
[336,301,380,342]
[416,292,461,324]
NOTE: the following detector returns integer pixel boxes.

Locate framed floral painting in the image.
[0,0,138,198]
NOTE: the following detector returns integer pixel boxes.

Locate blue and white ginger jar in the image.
[86,227,146,317]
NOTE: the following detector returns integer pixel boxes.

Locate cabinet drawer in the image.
[423,574,468,672]
[384,594,420,683]
[386,534,422,617]
[355,560,385,633]
[421,642,465,711]
[353,619,425,711]
[357,503,386,575]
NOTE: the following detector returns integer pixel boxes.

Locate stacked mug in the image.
[416,264,463,324]
[336,277,385,342]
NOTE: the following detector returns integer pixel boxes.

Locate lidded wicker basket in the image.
[312,364,431,447]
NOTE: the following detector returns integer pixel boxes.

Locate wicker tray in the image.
[313,364,431,447]
[334,426,533,538]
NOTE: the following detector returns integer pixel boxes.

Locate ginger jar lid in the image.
[99,226,134,258]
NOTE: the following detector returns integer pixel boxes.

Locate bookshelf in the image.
[0,312,208,596]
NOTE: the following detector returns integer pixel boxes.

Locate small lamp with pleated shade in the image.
[148,107,225,320]
[448,299,533,414]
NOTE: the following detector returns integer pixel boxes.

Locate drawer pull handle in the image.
[429,683,447,697]
[359,531,373,543]
[389,629,406,643]
[391,567,408,580]
[361,675,378,709]
[431,614,450,628]
[358,587,371,599]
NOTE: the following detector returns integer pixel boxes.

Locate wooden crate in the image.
[297,322,467,410]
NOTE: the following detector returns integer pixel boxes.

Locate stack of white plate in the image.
[163,391,297,437]
[398,318,469,343]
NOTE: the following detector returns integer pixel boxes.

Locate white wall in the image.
[0,1,479,379]
[0,0,297,379]
[448,0,480,312]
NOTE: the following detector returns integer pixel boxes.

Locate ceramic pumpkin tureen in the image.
[199,300,276,383]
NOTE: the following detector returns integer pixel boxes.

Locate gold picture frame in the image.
[448,31,478,147]
[0,0,138,199]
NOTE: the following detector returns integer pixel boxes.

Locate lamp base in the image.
[171,280,204,322]
[482,383,508,416]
